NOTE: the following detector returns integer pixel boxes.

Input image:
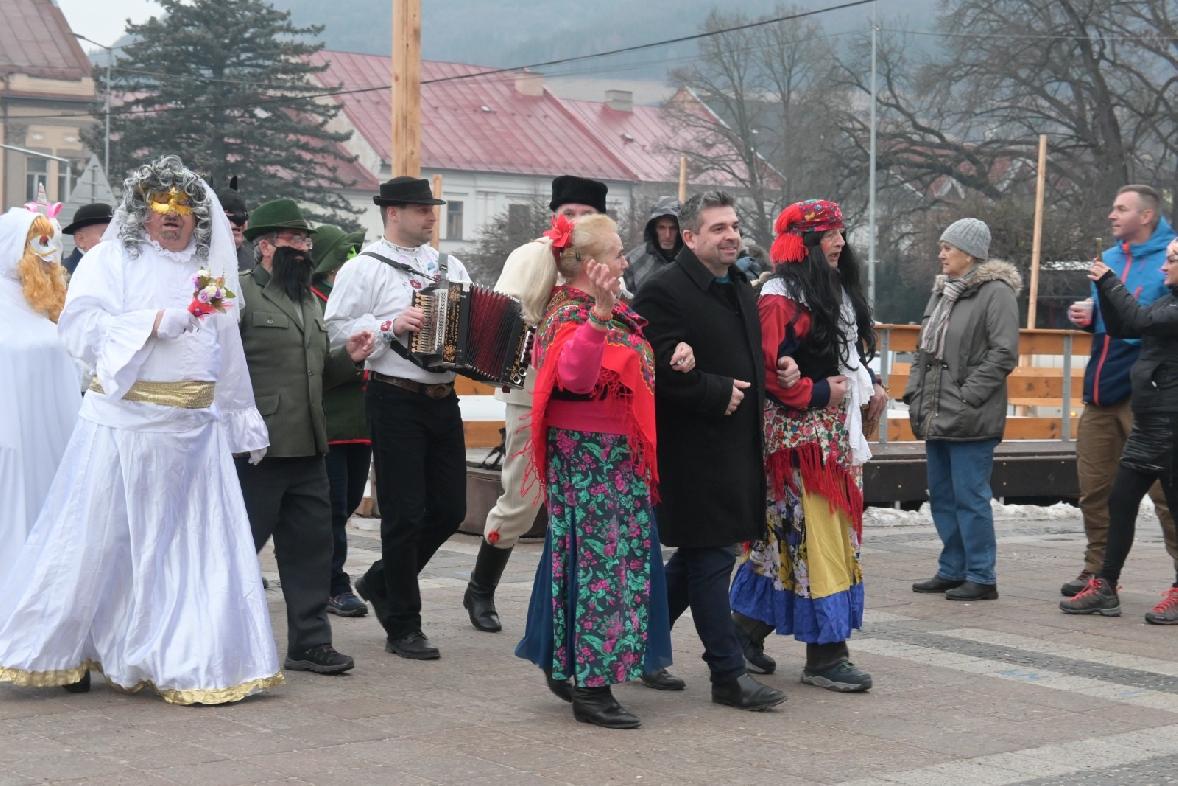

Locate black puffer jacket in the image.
[1095,271,1178,415]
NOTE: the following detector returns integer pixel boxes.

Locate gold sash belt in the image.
[88,379,215,409]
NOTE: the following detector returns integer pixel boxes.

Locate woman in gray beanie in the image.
[903,218,1021,600]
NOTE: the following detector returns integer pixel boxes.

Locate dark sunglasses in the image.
[226,212,248,227]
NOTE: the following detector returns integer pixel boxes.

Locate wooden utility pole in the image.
[431,174,443,249]
[677,156,688,203]
[1027,134,1048,329]
[391,0,422,177]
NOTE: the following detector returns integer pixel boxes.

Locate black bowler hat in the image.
[62,203,113,235]
[549,175,607,213]
[373,176,445,207]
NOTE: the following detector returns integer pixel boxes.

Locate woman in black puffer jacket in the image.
[1062,239,1178,618]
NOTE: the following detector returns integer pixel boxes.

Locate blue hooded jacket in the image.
[1084,216,1177,406]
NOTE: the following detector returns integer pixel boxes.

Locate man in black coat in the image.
[632,191,787,711]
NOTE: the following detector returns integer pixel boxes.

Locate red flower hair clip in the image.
[544,214,575,256]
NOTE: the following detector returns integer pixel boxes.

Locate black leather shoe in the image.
[711,673,787,711]
[545,671,573,703]
[912,576,965,593]
[946,581,998,601]
[284,644,355,674]
[354,574,389,626]
[464,542,513,633]
[385,631,441,660]
[62,671,91,694]
[572,686,641,729]
[640,668,686,691]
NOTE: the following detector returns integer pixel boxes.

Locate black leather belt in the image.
[369,371,454,400]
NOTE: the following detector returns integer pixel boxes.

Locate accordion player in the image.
[398,281,534,389]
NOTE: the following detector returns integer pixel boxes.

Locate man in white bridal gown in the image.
[0,155,283,705]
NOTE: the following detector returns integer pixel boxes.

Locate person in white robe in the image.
[0,155,281,704]
[0,205,82,579]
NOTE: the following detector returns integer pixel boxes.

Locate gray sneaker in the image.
[801,659,872,692]
[1145,587,1178,625]
[1060,571,1094,597]
[1059,577,1120,616]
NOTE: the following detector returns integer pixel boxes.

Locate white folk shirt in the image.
[324,238,471,384]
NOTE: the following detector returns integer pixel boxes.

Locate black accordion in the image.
[406,282,534,388]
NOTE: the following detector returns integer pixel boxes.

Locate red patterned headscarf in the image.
[770,199,845,264]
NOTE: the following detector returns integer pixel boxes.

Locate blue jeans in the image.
[926,439,999,585]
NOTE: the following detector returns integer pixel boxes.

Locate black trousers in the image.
[236,455,334,657]
[363,382,466,639]
[1101,412,1178,585]
[664,545,746,684]
[325,443,372,596]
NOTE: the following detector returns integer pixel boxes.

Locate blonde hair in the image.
[497,213,619,326]
[19,215,67,322]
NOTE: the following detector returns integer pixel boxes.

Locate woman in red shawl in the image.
[515,213,691,730]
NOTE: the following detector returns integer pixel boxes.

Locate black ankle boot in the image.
[733,612,776,675]
[463,541,513,632]
[572,686,641,729]
[544,670,573,703]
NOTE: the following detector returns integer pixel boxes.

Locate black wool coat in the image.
[632,249,766,548]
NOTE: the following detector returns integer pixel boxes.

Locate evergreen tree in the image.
[87,0,359,225]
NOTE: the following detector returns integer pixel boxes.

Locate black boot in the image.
[572,686,641,729]
[463,541,513,633]
[62,671,90,694]
[733,612,776,674]
[544,669,573,703]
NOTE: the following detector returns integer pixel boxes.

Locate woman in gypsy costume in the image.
[729,200,886,693]
[516,213,692,729]
[0,156,281,704]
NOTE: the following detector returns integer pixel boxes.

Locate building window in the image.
[58,160,80,202]
[507,203,530,237]
[446,200,464,240]
[25,157,49,201]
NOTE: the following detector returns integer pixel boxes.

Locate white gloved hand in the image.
[155,308,200,340]
[248,448,267,465]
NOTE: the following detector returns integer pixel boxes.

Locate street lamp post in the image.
[73,33,114,177]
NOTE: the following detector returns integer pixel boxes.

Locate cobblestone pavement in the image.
[4,509,1178,784]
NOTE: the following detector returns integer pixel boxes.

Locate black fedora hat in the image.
[373,176,445,207]
[63,203,114,235]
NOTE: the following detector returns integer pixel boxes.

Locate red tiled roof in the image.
[0,0,93,82]
[557,98,748,188]
[310,50,635,182]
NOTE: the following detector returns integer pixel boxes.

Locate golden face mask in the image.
[147,187,193,217]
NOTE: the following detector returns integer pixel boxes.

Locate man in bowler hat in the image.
[324,176,472,660]
[61,203,113,275]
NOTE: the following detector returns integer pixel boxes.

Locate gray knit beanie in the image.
[940,218,991,261]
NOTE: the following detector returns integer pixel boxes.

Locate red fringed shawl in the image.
[525,286,658,498]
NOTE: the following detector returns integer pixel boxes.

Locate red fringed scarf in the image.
[524,286,658,499]
[766,441,864,539]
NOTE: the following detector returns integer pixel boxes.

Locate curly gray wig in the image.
[117,154,213,259]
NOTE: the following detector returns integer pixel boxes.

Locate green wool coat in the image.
[238,265,359,457]
[312,282,368,443]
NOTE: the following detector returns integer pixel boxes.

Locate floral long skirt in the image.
[729,402,865,645]
[516,428,672,687]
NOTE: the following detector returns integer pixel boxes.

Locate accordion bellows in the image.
[408,282,534,388]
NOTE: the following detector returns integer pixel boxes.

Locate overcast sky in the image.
[56,0,158,49]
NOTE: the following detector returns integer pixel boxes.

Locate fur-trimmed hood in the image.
[933,259,1022,296]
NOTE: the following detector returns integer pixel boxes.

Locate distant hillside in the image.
[272,0,941,73]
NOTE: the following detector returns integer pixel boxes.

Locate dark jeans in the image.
[1101,414,1178,585]
[363,382,466,639]
[325,443,372,596]
[664,545,746,684]
[236,455,333,657]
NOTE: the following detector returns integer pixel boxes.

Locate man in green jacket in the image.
[310,224,370,617]
[237,199,375,675]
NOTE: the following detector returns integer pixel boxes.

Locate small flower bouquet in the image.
[188,269,236,318]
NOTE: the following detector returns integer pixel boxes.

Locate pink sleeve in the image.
[556,320,607,394]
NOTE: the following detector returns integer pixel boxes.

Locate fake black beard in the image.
[271,247,312,302]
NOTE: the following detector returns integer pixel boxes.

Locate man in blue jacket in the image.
[1063,185,1178,623]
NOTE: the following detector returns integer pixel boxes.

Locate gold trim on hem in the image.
[0,662,283,705]
[88,379,215,409]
